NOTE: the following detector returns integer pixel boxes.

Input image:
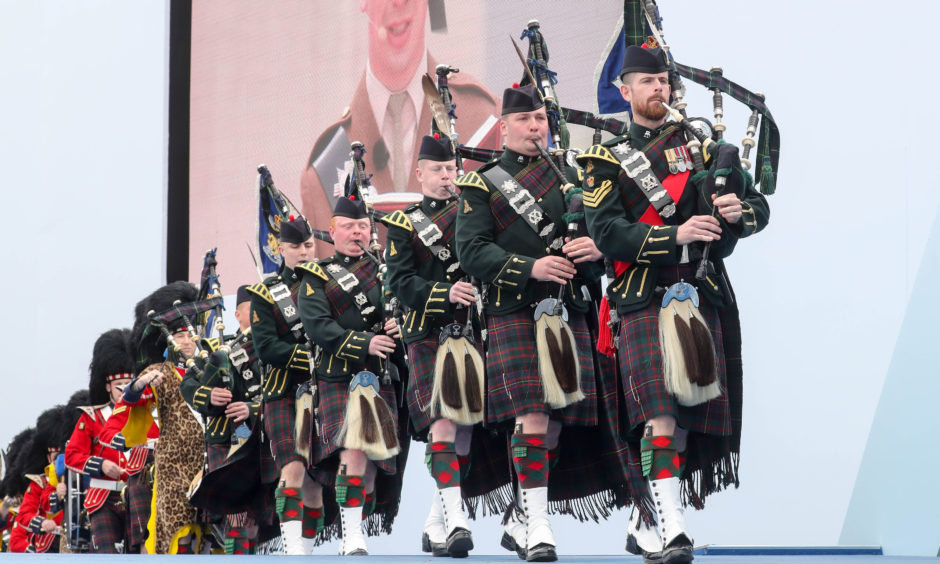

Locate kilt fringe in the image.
[680,446,740,510]
[310,505,399,546]
[464,483,634,524]
[464,482,515,520]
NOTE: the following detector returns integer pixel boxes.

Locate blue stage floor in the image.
[0,553,936,563]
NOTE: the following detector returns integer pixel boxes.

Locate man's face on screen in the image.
[362,0,427,86]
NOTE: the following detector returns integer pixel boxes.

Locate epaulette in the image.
[77,404,109,418]
[295,261,328,281]
[246,282,274,304]
[25,474,44,487]
[454,171,488,192]
[380,209,413,232]
[201,337,221,353]
[576,143,621,167]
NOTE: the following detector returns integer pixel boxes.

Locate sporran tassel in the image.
[688,314,717,385]
[373,397,400,453]
[463,343,483,414]
[440,348,463,409]
[359,394,379,445]
[671,309,701,384]
[294,390,313,461]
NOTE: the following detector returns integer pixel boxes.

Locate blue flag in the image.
[596,19,631,116]
[257,166,290,276]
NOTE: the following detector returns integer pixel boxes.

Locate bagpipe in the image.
[252,165,323,462]
[418,66,487,425]
[516,21,588,409]
[616,0,776,405]
[333,144,402,462]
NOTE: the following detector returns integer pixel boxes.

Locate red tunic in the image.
[15,472,62,553]
[64,402,158,514]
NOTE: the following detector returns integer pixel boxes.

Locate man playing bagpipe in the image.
[296,196,406,556]
[180,285,277,554]
[119,282,212,554]
[454,84,619,562]
[382,134,512,557]
[247,218,324,555]
[65,329,155,554]
[578,45,770,564]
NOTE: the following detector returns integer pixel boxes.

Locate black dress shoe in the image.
[525,542,557,562]
[626,532,664,564]
[500,531,527,560]
[445,528,473,558]
[662,534,693,564]
[422,532,449,557]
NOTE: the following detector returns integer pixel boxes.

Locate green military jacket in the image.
[381,195,463,343]
[246,266,311,400]
[179,336,262,445]
[455,148,598,316]
[578,121,770,313]
[296,253,384,383]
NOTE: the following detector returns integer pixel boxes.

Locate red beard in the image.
[633,96,668,122]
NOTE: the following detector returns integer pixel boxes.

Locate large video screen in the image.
[189,0,623,287]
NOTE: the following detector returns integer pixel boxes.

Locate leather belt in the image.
[89,478,126,491]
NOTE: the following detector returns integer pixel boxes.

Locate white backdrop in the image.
[0,0,937,557]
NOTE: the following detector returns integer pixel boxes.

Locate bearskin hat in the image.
[132,281,199,371]
[67,389,90,409]
[31,405,76,463]
[0,427,35,497]
[89,328,135,405]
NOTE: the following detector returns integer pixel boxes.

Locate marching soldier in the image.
[382,134,506,557]
[296,196,405,556]
[180,285,276,554]
[1,428,36,552]
[246,219,324,555]
[578,45,770,564]
[65,329,151,554]
[120,282,209,554]
[18,408,70,554]
[454,84,609,562]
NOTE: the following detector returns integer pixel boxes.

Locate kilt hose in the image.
[263,396,305,472]
[541,302,638,522]
[617,265,739,511]
[89,491,125,553]
[308,379,408,543]
[484,308,597,427]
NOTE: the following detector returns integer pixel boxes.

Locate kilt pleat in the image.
[484,308,597,426]
[263,396,305,471]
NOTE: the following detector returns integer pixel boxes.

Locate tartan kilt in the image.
[309,379,409,542]
[484,308,597,426]
[89,492,124,553]
[405,332,486,438]
[308,379,399,478]
[126,461,154,549]
[191,421,275,520]
[206,442,227,473]
[263,396,305,471]
[617,265,737,510]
